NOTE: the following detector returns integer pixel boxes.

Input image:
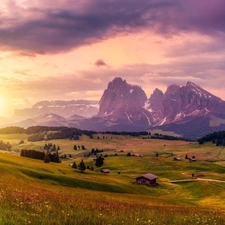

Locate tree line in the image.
[20,149,60,163]
[71,155,104,172]
[0,126,96,142]
[100,131,150,136]
[198,131,225,146]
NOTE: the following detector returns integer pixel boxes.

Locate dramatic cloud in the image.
[0,0,225,54]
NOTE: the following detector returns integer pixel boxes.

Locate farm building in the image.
[135,173,158,186]
[101,169,110,173]
[174,157,181,161]
[189,158,197,162]
[133,153,143,157]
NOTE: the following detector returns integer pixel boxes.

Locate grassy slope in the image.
[1,134,225,224]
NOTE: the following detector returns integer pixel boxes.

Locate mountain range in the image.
[11,100,99,121]
[4,77,225,140]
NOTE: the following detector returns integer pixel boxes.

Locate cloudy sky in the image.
[0,0,225,116]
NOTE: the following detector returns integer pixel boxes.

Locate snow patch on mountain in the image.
[142,111,151,125]
[159,117,167,125]
[125,112,134,124]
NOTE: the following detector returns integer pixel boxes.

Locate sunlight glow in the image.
[0,96,5,115]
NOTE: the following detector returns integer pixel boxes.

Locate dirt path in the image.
[195,178,225,183]
[170,178,225,183]
[217,147,225,160]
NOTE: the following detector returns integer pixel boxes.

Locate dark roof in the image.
[136,173,158,180]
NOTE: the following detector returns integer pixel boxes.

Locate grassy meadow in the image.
[1,133,225,224]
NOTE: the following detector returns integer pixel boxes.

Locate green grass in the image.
[1,134,225,224]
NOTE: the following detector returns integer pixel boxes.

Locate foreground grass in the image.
[1,173,225,225]
[1,134,225,224]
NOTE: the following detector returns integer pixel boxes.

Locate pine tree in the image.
[79,160,86,172]
[20,149,25,157]
[52,144,56,152]
[95,156,104,167]
[71,161,77,169]
[44,154,50,163]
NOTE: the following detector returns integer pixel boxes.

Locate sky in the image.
[0,0,225,116]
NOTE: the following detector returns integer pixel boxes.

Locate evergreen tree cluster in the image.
[0,126,24,134]
[25,126,83,135]
[46,131,79,141]
[151,133,186,141]
[20,149,45,160]
[73,145,86,150]
[71,160,94,171]
[198,131,225,146]
[85,148,104,157]
[101,131,150,137]
[0,126,96,142]
[44,143,60,152]
[28,133,44,142]
[0,140,12,150]
[20,149,60,163]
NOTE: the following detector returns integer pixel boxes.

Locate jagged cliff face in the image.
[145,81,224,125]
[145,88,165,124]
[98,77,152,125]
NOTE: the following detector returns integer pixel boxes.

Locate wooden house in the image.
[174,157,181,161]
[135,173,158,186]
[101,169,110,173]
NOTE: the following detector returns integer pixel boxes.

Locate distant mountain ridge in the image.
[6,77,225,139]
[13,100,99,122]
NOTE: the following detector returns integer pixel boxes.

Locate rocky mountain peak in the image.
[165,84,181,97]
[147,88,164,109]
[108,77,126,88]
[98,77,150,125]
[151,88,164,97]
[185,81,222,102]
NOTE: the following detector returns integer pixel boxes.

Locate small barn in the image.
[174,157,181,161]
[101,169,110,173]
[135,173,158,186]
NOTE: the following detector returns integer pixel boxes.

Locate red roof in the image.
[136,173,157,180]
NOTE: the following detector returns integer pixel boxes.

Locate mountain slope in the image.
[150,113,225,140]
[15,113,68,128]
